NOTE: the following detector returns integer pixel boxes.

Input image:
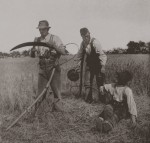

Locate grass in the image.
[0,54,149,143]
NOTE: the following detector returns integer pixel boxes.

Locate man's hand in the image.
[75,66,80,73]
[74,61,81,72]
[30,47,36,58]
[101,65,105,74]
[99,86,104,93]
[130,115,137,130]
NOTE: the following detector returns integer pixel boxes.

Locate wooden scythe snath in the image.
[6,67,56,131]
[78,50,85,98]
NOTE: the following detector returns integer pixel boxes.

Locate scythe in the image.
[10,42,53,51]
[77,50,85,98]
[6,42,58,131]
[6,42,78,130]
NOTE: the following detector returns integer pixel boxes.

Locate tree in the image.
[10,51,21,58]
[22,50,30,57]
[127,41,140,54]
[146,42,150,54]
[138,41,145,47]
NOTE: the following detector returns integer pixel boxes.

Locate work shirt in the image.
[76,38,107,66]
[102,84,137,117]
[34,33,66,57]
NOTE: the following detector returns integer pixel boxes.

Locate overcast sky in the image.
[0,0,150,53]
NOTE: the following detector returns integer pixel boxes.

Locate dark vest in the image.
[85,38,100,72]
[110,87,130,120]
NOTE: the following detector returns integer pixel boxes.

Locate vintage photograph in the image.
[0,0,149,142]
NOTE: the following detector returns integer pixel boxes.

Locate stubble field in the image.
[0,54,149,143]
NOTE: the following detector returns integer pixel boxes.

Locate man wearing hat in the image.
[75,27,107,103]
[31,20,67,113]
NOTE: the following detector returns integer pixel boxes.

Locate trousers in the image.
[34,63,61,113]
[99,103,130,130]
[84,66,105,103]
[37,64,61,100]
[100,105,119,128]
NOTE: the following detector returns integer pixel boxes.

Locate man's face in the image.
[39,28,49,38]
[81,32,91,45]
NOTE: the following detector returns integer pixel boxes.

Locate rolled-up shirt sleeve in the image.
[93,39,107,66]
[52,35,67,55]
[125,88,137,117]
[75,43,84,62]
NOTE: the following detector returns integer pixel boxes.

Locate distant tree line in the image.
[106,41,150,54]
[0,50,30,58]
[0,40,149,58]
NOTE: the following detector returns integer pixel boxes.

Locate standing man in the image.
[31,20,67,113]
[75,27,107,103]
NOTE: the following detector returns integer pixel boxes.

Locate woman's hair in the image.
[116,70,133,85]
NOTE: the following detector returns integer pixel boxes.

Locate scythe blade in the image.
[10,42,53,51]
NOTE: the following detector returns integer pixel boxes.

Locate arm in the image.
[125,88,137,126]
[131,115,136,126]
[100,84,114,104]
[75,42,84,62]
[73,43,85,70]
[48,35,67,55]
[93,39,107,66]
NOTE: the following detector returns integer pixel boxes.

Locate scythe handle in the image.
[78,53,85,97]
[6,67,56,131]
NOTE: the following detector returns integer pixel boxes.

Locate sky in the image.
[0,0,150,53]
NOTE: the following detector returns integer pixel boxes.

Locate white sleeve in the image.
[125,88,137,117]
[51,35,67,55]
[93,39,107,66]
[75,43,84,62]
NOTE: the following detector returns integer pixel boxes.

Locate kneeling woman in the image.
[96,70,137,133]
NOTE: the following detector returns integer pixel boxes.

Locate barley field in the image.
[0,54,149,143]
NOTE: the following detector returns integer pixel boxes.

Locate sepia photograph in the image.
[0,0,149,142]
